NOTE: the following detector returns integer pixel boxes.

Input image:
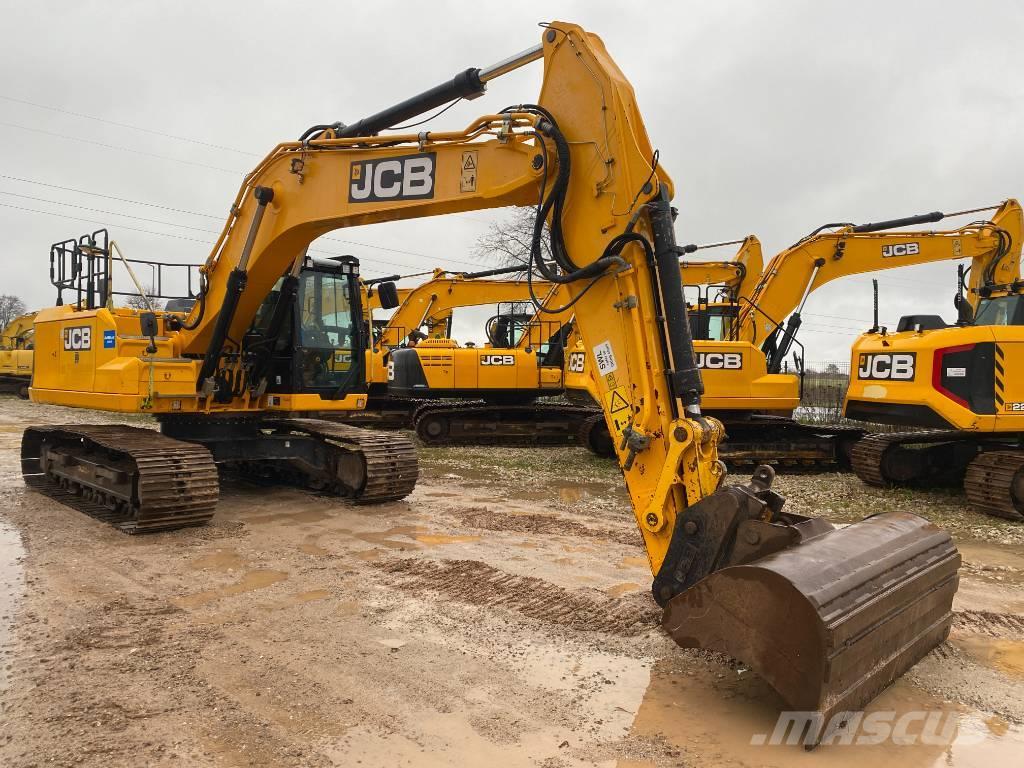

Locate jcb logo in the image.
[882,243,920,258]
[349,152,435,202]
[567,352,586,373]
[63,326,91,351]
[481,354,515,366]
[696,352,742,369]
[857,352,916,380]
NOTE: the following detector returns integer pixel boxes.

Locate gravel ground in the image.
[0,396,1022,767]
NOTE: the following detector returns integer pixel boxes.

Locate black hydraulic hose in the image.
[179,272,208,331]
[455,263,532,279]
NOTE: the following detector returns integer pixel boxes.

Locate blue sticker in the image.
[103,330,116,349]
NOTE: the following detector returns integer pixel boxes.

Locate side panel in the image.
[993,329,1024,428]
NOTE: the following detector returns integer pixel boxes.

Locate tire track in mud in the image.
[952,610,1024,638]
[375,557,661,636]
[453,508,642,548]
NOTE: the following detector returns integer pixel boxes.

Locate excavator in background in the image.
[331,265,562,429]
[571,201,1024,467]
[845,206,1024,520]
[0,311,36,398]
[386,246,757,446]
[20,22,959,739]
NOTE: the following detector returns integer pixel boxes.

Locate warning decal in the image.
[607,389,629,413]
[460,150,478,192]
[593,340,618,376]
[603,386,632,438]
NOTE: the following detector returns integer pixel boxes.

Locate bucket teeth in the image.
[662,511,960,745]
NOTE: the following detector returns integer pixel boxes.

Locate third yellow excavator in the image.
[845,201,1024,520]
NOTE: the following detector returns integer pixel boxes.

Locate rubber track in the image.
[21,424,218,534]
[269,419,418,504]
[316,397,429,430]
[963,450,1024,522]
[412,402,598,447]
[850,429,967,487]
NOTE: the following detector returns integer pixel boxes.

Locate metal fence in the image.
[795,360,854,425]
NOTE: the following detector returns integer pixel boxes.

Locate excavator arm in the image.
[738,201,1023,370]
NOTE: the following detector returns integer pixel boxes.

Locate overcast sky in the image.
[2,0,1021,362]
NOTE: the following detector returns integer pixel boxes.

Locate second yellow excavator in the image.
[0,310,35,398]
[20,21,959,742]
[571,200,1023,466]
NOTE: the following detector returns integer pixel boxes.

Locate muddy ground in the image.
[0,396,1022,767]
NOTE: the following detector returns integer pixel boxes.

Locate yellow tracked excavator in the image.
[844,202,1024,520]
[332,264,562,429]
[27,227,419,532]
[22,22,959,741]
[386,248,757,447]
[570,202,1023,467]
[0,311,36,398]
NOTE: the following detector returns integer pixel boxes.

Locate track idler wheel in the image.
[578,413,614,458]
[415,413,449,444]
[661,511,960,745]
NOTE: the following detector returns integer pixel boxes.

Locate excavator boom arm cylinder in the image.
[650,194,704,410]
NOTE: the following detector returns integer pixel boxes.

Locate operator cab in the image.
[973,294,1024,327]
[249,255,366,398]
[688,302,738,341]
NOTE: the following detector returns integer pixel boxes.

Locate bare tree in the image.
[473,208,551,274]
[0,295,28,330]
[121,286,164,311]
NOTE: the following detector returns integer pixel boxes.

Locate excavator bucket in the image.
[662,512,960,745]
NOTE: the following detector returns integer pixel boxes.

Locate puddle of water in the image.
[290,589,331,603]
[354,549,384,561]
[958,540,1024,571]
[954,636,1024,679]
[0,519,25,693]
[337,600,360,616]
[516,480,621,505]
[243,508,334,525]
[189,548,247,572]
[606,582,642,597]
[354,525,429,550]
[176,569,289,609]
[623,657,1024,767]
[617,556,649,570]
[298,542,329,557]
[414,534,481,547]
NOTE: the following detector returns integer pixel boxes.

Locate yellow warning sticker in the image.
[460,150,478,192]
[603,386,631,437]
[607,388,630,413]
